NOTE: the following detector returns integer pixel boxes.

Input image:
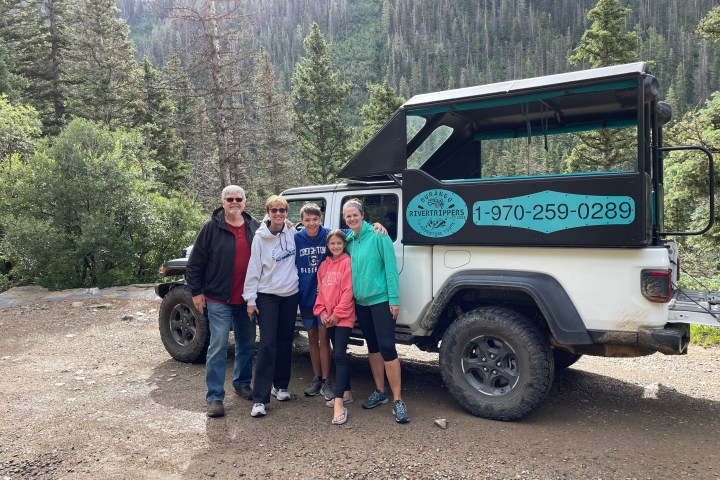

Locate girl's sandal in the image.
[331,407,348,425]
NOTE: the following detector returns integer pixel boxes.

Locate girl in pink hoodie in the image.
[313,230,355,425]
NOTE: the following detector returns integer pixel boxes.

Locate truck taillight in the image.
[641,269,673,303]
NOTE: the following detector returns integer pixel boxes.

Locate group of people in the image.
[186,185,410,425]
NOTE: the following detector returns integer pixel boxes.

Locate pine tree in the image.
[569,0,638,67]
[0,37,26,102]
[565,0,639,173]
[134,56,187,192]
[0,0,68,133]
[250,47,299,198]
[291,23,352,184]
[354,81,404,153]
[159,55,218,208]
[63,0,139,128]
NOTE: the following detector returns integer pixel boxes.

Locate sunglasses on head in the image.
[269,208,287,214]
[225,197,244,203]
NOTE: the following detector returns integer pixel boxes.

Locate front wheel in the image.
[158,285,210,363]
[439,307,554,421]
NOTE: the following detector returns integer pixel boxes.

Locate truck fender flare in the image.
[155,279,187,299]
[421,270,593,345]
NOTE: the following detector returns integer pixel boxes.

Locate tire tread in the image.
[439,306,553,421]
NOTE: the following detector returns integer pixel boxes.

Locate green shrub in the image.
[691,325,720,346]
[1,118,203,290]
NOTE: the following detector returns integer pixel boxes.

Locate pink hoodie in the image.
[313,253,355,328]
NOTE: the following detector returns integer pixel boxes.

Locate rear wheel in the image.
[158,285,209,363]
[439,306,554,421]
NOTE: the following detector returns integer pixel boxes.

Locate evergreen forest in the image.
[2,0,720,303]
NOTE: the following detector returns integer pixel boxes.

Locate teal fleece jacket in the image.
[345,221,399,306]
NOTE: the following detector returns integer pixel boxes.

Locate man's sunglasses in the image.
[225,197,244,203]
[269,208,287,214]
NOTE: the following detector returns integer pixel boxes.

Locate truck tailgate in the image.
[668,289,720,326]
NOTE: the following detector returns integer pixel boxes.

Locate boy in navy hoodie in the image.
[295,203,334,399]
[295,203,387,400]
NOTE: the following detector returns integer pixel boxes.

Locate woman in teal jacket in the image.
[343,198,409,424]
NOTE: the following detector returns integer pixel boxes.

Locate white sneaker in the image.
[271,387,291,401]
[251,403,266,417]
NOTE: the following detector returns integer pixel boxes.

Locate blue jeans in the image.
[205,302,257,402]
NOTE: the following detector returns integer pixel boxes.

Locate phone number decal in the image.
[473,190,635,233]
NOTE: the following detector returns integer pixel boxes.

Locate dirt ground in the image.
[1,294,719,479]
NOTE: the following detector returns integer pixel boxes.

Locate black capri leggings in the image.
[355,302,398,361]
[328,326,352,398]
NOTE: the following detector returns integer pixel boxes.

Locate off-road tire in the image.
[439,306,554,421]
[552,349,583,370]
[158,285,209,363]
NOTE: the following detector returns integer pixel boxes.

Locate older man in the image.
[186,185,260,417]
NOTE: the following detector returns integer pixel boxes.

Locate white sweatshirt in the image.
[243,220,299,305]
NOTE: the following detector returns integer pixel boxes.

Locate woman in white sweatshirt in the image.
[244,195,299,418]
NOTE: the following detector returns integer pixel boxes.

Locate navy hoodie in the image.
[295,226,330,312]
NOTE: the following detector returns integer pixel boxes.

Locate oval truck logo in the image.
[406,189,468,238]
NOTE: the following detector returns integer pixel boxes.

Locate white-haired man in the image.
[186,185,261,417]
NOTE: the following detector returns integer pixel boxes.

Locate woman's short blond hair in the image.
[265,195,289,211]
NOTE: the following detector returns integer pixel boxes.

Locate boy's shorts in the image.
[301,308,322,330]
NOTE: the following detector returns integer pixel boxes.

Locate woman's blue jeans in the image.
[205,302,256,402]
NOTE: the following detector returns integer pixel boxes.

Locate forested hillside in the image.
[2,0,720,292]
[120,0,720,119]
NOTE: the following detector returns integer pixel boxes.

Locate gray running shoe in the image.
[392,400,410,423]
[361,389,389,409]
[321,380,335,401]
[271,387,291,401]
[304,376,323,396]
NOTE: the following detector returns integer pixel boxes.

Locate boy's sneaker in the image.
[271,387,291,401]
[304,376,323,396]
[250,403,266,417]
[361,389,389,409]
[392,400,410,423]
[321,381,335,401]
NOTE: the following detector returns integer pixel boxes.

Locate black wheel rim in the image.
[461,335,519,396]
[168,303,197,346]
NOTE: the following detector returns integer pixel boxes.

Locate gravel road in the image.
[1,295,719,479]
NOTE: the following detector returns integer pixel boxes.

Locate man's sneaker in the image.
[304,376,323,396]
[206,400,224,418]
[250,403,266,417]
[271,387,291,401]
[321,381,335,401]
[392,400,410,423]
[361,389,389,409]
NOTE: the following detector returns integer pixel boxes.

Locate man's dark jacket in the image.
[186,207,260,302]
